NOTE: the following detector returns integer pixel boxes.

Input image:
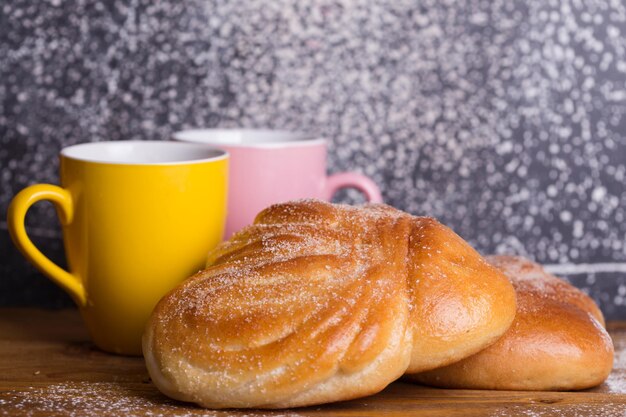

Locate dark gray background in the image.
[2,0,626,317]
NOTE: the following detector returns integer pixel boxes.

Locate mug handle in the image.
[325,172,383,203]
[7,184,87,306]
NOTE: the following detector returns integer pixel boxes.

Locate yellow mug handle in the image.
[7,184,87,306]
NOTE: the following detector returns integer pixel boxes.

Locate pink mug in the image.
[173,129,383,238]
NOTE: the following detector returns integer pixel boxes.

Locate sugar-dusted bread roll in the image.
[143,200,516,408]
[409,255,614,391]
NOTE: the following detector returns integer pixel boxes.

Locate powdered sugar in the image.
[486,255,605,322]
[603,331,626,394]
[487,404,626,417]
[0,382,305,417]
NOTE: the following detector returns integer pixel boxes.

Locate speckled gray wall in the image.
[2,0,626,317]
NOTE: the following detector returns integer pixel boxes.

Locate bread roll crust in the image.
[143,200,516,408]
[409,255,614,391]
[406,222,518,373]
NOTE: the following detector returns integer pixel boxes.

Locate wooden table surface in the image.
[1,309,626,417]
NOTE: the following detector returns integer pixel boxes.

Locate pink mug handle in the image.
[324,172,383,203]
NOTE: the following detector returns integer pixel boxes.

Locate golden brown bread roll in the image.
[143,200,516,408]
[409,255,614,391]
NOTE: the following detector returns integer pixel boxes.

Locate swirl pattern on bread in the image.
[143,200,516,408]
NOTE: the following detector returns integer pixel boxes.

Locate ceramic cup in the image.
[173,129,383,238]
[7,141,228,355]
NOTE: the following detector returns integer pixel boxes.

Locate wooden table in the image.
[1,309,626,416]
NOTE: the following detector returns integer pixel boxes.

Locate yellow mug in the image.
[7,141,228,355]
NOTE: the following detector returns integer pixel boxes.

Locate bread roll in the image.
[409,255,614,391]
[143,200,516,408]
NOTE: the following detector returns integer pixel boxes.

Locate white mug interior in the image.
[173,129,325,148]
[61,141,227,165]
